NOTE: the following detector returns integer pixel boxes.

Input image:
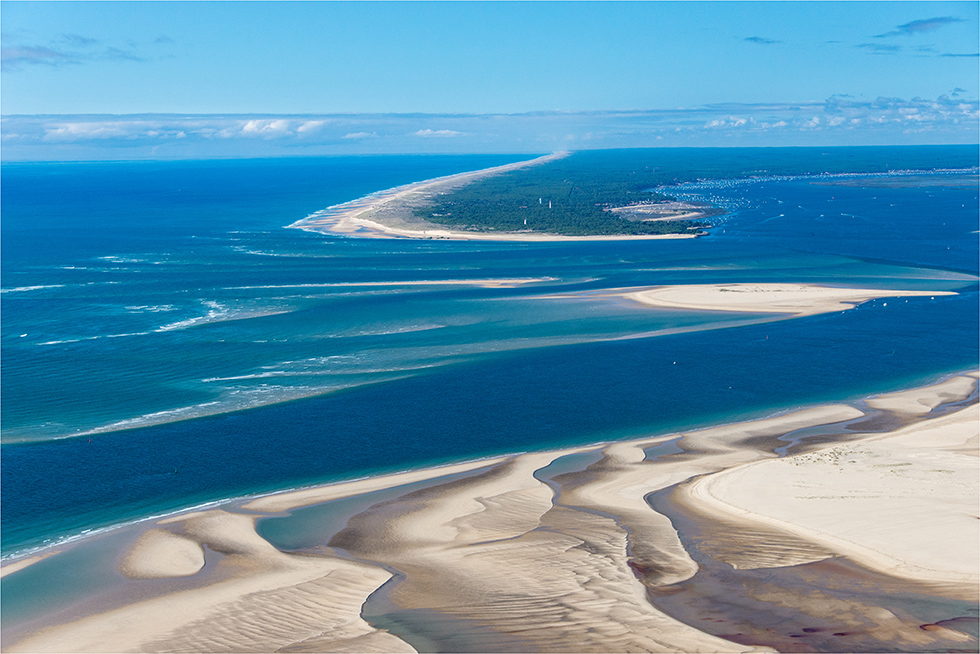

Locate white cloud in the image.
[43,122,130,141]
[297,120,328,134]
[413,129,462,138]
[238,119,293,138]
[704,116,750,129]
[3,96,976,160]
[41,120,172,142]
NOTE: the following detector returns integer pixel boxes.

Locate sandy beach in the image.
[288,153,699,242]
[4,369,976,653]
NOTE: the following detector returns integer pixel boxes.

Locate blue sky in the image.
[2,1,977,159]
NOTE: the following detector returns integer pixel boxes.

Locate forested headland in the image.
[413,146,977,236]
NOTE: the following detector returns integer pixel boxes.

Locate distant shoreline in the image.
[290,159,979,243]
[289,152,700,241]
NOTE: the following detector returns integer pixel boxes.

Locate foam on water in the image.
[1,285,68,294]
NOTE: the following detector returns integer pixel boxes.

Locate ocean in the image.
[2,149,977,559]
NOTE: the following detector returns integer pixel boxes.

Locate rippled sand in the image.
[5,373,977,653]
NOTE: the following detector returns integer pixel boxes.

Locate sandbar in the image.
[865,373,978,414]
[622,282,956,317]
[688,402,979,587]
[118,529,205,579]
[4,372,977,653]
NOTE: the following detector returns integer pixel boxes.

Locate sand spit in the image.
[623,283,956,317]
[0,553,56,579]
[8,511,414,654]
[865,373,978,414]
[245,457,512,513]
[289,152,696,242]
[4,373,977,653]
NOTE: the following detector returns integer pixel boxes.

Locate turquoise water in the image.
[255,465,497,552]
[1,149,977,560]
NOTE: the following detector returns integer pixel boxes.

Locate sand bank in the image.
[118,529,205,579]
[623,283,956,317]
[245,456,512,513]
[289,152,697,242]
[865,373,978,414]
[7,511,413,654]
[5,373,977,653]
[688,403,979,587]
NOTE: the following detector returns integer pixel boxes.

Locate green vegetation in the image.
[414,153,697,236]
[414,145,979,236]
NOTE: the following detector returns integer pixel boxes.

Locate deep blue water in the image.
[2,150,978,558]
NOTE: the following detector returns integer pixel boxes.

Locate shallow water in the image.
[2,151,977,560]
[255,465,497,552]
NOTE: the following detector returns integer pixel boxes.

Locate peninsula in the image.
[290,152,707,240]
[291,146,980,241]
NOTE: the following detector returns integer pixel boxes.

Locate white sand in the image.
[690,402,979,587]
[328,450,772,653]
[7,373,976,653]
[624,283,956,317]
[10,510,414,654]
[245,456,511,513]
[866,374,977,414]
[118,529,205,579]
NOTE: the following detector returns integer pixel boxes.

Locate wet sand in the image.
[4,372,977,653]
